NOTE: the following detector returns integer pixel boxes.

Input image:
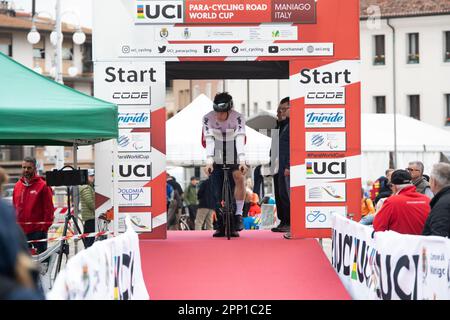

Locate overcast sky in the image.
[11,0,93,28]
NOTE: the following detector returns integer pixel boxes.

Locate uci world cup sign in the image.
[93,0,361,239]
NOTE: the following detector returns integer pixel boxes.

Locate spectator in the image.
[0,167,44,300]
[167,175,184,199]
[13,157,54,254]
[79,169,95,248]
[373,169,394,205]
[0,167,8,195]
[373,169,430,235]
[185,176,199,228]
[167,178,177,230]
[272,97,291,233]
[422,163,450,237]
[167,175,184,230]
[243,189,253,217]
[248,193,261,217]
[360,188,375,225]
[364,180,373,198]
[195,177,215,230]
[408,161,434,198]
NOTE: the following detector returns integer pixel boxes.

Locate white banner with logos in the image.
[332,214,450,300]
[47,217,149,300]
[94,61,165,234]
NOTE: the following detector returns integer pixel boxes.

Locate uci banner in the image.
[332,214,450,300]
[331,213,378,300]
[47,218,149,300]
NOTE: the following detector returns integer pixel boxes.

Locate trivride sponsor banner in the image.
[332,214,450,300]
[47,217,149,300]
[304,108,345,128]
[118,107,151,128]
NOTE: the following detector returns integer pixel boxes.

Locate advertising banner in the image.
[135,0,316,25]
[94,60,166,237]
[375,231,450,300]
[332,214,450,300]
[290,59,361,239]
[331,214,379,300]
[47,217,149,300]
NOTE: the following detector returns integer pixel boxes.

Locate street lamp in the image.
[26,1,86,170]
[26,2,86,85]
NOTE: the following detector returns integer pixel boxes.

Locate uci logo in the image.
[119,164,152,180]
[306,160,347,179]
[136,1,183,23]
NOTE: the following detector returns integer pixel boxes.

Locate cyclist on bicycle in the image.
[202,92,248,237]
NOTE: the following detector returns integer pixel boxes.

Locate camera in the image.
[45,168,88,187]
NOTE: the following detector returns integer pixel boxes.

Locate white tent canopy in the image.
[245,111,450,183]
[166,94,271,166]
[362,114,450,152]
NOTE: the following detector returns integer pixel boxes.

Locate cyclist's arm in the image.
[202,115,215,164]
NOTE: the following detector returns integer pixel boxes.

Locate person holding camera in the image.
[13,157,55,254]
[79,169,96,247]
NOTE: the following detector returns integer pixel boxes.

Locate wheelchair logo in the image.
[307,210,327,223]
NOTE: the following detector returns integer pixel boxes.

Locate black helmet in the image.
[213,92,233,112]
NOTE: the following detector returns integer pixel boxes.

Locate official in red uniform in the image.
[373,169,430,235]
[13,157,54,254]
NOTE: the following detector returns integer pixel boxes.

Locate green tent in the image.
[0,51,118,146]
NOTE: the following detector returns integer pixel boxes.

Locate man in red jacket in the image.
[13,157,54,254]
[373,169,430,235]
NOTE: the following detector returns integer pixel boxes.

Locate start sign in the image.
[93,0,361,239]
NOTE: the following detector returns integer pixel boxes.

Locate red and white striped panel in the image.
[289,59,361,239]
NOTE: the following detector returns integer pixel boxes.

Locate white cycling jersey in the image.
[202,109,246,164]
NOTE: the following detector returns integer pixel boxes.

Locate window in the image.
[0,33,12,56]
[33,38,45,59]
[266,101,272,110]
[409,95,420,120]
[241,103,246,115]
[253,102,258,114]
[446,94,450,126]
[373,35,385,65]
[407,33,419,64]
[374,96,386,113]
[445,31,450,62]
[82,43,93,73]
[62,39,73,60]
